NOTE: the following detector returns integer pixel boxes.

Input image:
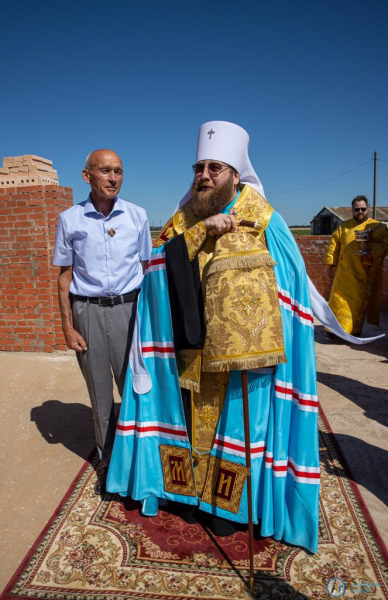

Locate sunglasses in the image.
[192,162,231,178]
[353,207,367,212]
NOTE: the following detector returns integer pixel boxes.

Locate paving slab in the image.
[0,352,94,590]
[314,311,388,546]
[0,315,387,591]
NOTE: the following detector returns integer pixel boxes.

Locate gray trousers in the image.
[72,299,136,465]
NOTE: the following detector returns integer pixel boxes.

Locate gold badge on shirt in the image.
[108,228,116,237]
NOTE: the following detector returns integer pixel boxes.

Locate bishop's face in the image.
[191,161,240,219]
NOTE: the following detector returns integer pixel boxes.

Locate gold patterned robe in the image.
[155,186,286,491]
[323,217,388,334]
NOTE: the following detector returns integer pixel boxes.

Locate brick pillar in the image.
[0,185,73,352]
[295,235,332,298]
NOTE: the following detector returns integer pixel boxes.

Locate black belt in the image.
[72,290,140,307]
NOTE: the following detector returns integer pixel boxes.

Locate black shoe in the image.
[165,501,198,524]
[207,515,238,537]
[94,465,108,495]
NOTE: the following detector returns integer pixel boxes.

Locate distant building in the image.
[0,155,59,188]
[311,206,388,235]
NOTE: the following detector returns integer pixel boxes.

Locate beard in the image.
[353,211,368,223]
[191,172,237,219]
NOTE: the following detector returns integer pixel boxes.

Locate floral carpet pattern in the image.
[1,412,387,600]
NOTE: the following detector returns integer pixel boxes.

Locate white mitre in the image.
[176,120,265,210]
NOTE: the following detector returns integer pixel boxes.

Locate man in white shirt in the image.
[53,149,152,494]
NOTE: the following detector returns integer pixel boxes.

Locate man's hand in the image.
[203,213,237,236]
[63,326,88,352]
[58,265,87,353]
[325,265,336,278]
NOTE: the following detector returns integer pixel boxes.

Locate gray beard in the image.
[191,176,236,219]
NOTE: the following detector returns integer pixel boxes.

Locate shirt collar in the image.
[84,194,124,216]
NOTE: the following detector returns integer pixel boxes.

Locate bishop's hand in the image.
[203,213,237,236]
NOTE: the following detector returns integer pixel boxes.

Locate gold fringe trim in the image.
[203,349,287,372]
[208,252,276,274]
[179,375,200,393]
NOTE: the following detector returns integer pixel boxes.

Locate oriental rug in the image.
[1,411,388,600]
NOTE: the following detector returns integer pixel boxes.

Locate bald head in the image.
[82,149,124,202]
[85,149,122,172]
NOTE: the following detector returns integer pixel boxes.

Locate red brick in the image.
[17,235,34,242]
[55,344,68,351]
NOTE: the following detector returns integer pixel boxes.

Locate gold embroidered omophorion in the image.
[155,186,287,497]
[159,185,286,373]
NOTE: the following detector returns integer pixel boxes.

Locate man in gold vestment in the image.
[154,121,288,535]
[107,121,320,551]
[324,195,388,335]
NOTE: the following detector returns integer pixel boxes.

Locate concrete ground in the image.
[0,315,387,592]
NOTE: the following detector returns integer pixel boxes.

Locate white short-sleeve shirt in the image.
[53,195,152,296]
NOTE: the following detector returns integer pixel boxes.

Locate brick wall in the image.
[295,235,388,307]
[1,214,386,353]
[295,236,332,298]
[0,185,73,352]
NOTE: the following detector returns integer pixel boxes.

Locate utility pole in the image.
[373,151,377,219]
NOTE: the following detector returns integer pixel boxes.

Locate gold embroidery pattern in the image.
[197,405,219,430]
[217,230,257,253]
[154,217,175,247]
[192,372,230,494]
[183,222,207,261]
[233,186,273,232]
[173,200,201,234]
[159,445,196,497]
[201,457,248,514]
[177,349,202,393]
[231,282,261,319]
[203,266,286,372]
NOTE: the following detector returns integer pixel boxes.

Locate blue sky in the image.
[1,0,387,225]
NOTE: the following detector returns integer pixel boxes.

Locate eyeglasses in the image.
[353,207,367,212]
[192,162,231,178]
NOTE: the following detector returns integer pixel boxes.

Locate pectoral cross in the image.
[208,128,215,139]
